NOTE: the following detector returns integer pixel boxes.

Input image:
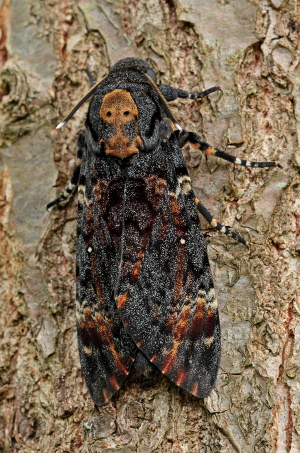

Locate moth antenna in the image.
[145,73,182,131]
[56,79,103,129]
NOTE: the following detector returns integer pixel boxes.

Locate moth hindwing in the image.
[48,57,279,405]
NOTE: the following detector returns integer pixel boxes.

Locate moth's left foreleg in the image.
[177,130,281,168]
[46,131,85,209]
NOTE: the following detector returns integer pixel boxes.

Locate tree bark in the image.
[0,0,299,451]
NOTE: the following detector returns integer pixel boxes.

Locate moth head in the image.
[110,57,150,74]
[56,57,180,136]
[56,58,152,130]
[110,57,157,83]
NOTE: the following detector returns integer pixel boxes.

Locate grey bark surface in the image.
[0,0,299,452]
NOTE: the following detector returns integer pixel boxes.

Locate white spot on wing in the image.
[84,346,92,355]
[204,336,214,347]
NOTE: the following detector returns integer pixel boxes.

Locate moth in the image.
[48,58,279,405]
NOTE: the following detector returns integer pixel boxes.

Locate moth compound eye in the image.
[146,68,156,83]
[123,111,130,116]
[106,111,112,117]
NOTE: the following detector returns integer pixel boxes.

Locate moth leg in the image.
[177,130,281,168]
[194,197,247,245]
[158,85,221,102]
[85,68,96,86]
[46,132,85,209]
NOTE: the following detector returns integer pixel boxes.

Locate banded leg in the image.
[85,68,96,86]
[195,197,247,245]
[177,130,281,168]
[178,174,247,244]
[159,85,221,102]
[46,132,85,209]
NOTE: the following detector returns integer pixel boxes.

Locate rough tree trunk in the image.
[0,0,299,452]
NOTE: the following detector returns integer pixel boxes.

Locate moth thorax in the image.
[99,89,143,160]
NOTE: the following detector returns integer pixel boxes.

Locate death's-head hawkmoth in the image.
[48,58,280,405]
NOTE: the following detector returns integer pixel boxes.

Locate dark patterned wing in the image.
[115,135,221,398]
[76,146,138,406]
